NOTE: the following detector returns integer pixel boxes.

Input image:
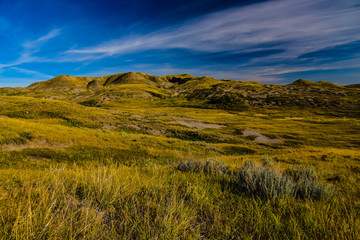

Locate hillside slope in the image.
[11,72,358,115]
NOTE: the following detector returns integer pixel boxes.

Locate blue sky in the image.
[0,0,359,87]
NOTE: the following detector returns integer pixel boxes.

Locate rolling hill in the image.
[15,72,360,116]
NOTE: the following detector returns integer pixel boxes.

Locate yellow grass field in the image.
[0,74,359,239]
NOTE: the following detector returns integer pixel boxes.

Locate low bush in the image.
[79,99,100,107]
[234,161,294,200]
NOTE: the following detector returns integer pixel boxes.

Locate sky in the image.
[0,0,359,87]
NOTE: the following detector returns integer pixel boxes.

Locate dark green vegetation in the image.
[0,72,359,239]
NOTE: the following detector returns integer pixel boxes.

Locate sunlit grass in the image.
[0,91,359,239]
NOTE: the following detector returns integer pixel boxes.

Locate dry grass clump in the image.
[177,158,229,176]
[236,161,334,200]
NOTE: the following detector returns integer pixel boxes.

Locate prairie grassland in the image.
[0,94,359,239]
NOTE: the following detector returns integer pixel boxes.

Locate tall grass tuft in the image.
[285,167,318,182]
[285,167,334,200]
[177,158,229,176]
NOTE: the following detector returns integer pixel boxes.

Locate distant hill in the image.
[27,75,93,92]
[27,72,173,92]
[0,72,358,113]
[347,84,360,88]
[291,79,340,88]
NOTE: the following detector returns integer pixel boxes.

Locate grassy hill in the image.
[0,73,359,239]
[17,72,360,114]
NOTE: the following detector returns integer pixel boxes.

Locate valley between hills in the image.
[0,72,359,239]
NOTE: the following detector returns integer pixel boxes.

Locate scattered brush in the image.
[177,159,334,201]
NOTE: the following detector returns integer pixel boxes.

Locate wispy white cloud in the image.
[9,67,53,79]
[0,29,60,82]
[2,0,360,85]
[13,28,61,65]
[55,0,360,84]
[22,28,61,49]
[63,0,360,63]
[0,28,61,68]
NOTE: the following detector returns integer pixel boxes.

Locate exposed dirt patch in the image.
[172,117,226,130]
[146,128,163,136]
[243,129,282,144]
[101,123,118,130]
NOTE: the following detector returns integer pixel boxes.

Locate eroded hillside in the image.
[2,72,359,115]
